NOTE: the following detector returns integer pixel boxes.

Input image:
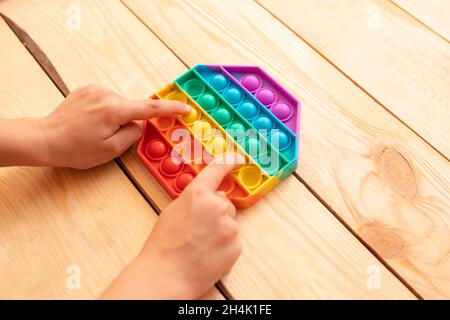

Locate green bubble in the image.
[213,107,232,125]
[198,93,217,110]
[183,79,205,97]
[227,122,246,141]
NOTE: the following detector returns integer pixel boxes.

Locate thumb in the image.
[105,122,141,157]
[118,99,191,124]
[187,153,244,191]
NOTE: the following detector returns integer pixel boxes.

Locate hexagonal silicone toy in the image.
[138,65,301,208]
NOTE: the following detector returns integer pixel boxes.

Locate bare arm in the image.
[0,84,190,168]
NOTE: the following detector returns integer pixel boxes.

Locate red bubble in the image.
[218,175,236,195]
[175,172,195,192]
[146,140,168,160]
[160,155,183,176]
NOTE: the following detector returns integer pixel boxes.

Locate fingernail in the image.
[184,104,192,111]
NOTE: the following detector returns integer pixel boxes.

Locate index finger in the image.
[188,154,244,191]
[118,99,191,124]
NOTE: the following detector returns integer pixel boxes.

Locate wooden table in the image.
[0,0,448,299]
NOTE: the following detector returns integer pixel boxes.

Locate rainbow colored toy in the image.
[137,65,301,208]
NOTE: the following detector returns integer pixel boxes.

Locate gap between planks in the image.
[254,0,449,163]
[119,0,422,299]
[0,14,228,301]
[389,0,450,43]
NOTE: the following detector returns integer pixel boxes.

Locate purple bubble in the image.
[271,102,293,121]
[240,74,262,92]
[255,88,277,106]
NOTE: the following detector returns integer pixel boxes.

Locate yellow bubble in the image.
[165,91,187,103]
[208,137,227,155]
[193,120,213,141]
[237,166,263,189]
[182,107,198,124]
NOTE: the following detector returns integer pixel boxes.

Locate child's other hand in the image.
[42,84,190,169]
[102,155,242,299]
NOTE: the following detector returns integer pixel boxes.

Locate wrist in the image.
[101,249,198,299]
[0,117,52,167]
[133,251,198,299]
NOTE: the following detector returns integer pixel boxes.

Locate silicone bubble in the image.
[183,140,203,164]
[238,166,263,190]
[212,107,233,126]
[174,172,194,192]
[209,74,229,91]
[227,122,246,134]
[160,155,184,177]
[167,125,187,144]
[261,161,279,176]
[181,107,199,124]
[193,120,213,141]
[245,136,261,155]
[146,140,168,160]
[240,74,262,92]
[271,102,293,121]
[227,122,246,141]
[183,79,205,97]
[271,131,291,150]
[218,175,236,195]
[255,88,277,106]
[237,101,258,119]
[223,87,243,105]
[165,91,187,104]
[253,116,273,132]
[198,93,217,111]
[259,151,280,176]
[154,116,176,131]
[207,137,229,155]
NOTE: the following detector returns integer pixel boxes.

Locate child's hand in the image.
[102,155,242,299]
[42,84,190,169]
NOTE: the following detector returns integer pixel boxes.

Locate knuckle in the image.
[150,99,163,110]
[84,83,101,93]
[217,201,231,214]
[220,219,239,240]
[229,222,240,238]
[108,140,123,156]
[234,238,243,257]
[104,100,120,113]
[191,185,206,198]
[130,124,142,138]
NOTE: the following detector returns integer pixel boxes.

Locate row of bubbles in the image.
[146,133,264,192]
[144,137,194,193]
[160,88,278,189]
[205,73,293,151]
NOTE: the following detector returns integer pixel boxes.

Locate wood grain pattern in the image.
[0,18,156,299]
[120,0,450,299]
[0,0,417,298]
[0,15,224,301]
[258,0,450,158]
[392,0,450,41]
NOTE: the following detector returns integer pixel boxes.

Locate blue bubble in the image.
[224,87,242,105]
[209,74,228,91]
[237,102,258,119]
[253,116,273,132]
[271,131,290,150]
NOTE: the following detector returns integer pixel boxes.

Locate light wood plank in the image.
[0,0,417,298]
[392,0,450,41]
[258,0,450,157]
[0,18,157,299]
[119,0,450,298]
[0,10,224,303]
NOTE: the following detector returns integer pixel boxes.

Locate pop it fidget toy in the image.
[137,65,301,208]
